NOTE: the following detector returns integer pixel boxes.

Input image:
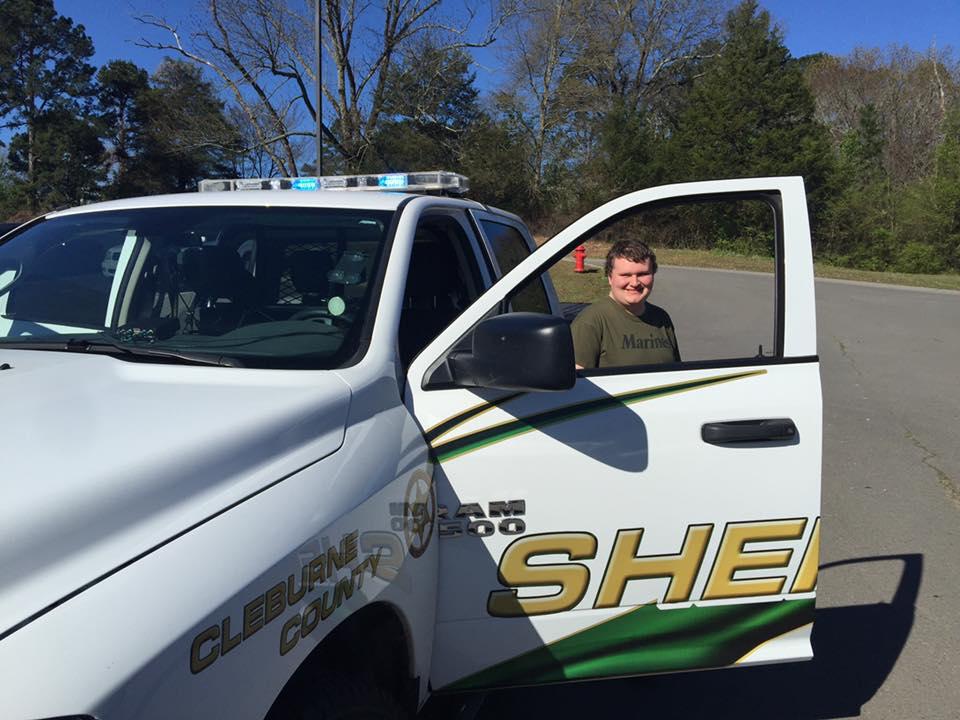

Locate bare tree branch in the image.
[137,1,514,173]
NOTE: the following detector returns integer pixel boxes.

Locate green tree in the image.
[368,44,481,172]
[96,60,150,198]
[822,104,898,268]
[0,148,19,218]
[458,116,533,216]
[360,43,536,216]
[930,107,960,270]
[7,108,104,208]
[0,0,96,210]
[841,105,885,178]
[669,1,834,213]
[578,100,660,209]
[124,59,239,194]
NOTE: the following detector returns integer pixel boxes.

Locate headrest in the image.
[180,246,254,300]
[289,250,332,295]
[406,241,460,296]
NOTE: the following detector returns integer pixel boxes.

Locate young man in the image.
[571,239,680,369]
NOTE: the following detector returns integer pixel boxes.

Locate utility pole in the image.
[315,0,323,176]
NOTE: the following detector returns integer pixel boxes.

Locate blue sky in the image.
[57,0,960,77]
[56,0,195,73]
[762,0,959,57]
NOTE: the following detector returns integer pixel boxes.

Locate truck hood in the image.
[0,349,351,639]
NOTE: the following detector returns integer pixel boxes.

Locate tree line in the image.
[2,0,959,273]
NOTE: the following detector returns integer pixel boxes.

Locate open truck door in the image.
[405,178,821,691]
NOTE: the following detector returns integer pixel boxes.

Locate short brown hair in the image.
[605,239,658,277]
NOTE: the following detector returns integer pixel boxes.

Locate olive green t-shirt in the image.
[571,295,680,369]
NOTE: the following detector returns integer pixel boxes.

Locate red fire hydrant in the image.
[573,244,586,273]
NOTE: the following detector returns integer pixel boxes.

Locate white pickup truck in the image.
[0,172,821,719]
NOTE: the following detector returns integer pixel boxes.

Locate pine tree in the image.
[0,148,18,219]
[669,1,833,207]
[823,104,898,268]
[96,61,150,198]
[7,108,104,208]
[0,0,96,210]
[586,100,658,205]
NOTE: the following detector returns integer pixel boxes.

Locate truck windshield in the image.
[0,206,394,368]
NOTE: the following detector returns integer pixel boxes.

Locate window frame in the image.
[496,191,788,377]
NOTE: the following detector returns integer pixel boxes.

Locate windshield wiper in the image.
[0,338,243,367]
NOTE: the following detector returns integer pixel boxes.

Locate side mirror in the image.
[441,312,575,392]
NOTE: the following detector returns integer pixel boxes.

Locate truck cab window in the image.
[480,219,550,314]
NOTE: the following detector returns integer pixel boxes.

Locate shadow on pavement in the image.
[443,554,920,720]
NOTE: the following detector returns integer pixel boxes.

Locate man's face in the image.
[608,256,655,312]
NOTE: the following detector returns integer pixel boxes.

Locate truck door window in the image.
[506,196,778,370]
[399,214,484,366]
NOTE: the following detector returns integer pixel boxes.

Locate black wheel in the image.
[292,674,409,720]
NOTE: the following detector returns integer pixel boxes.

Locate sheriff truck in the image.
[0,172,821,719]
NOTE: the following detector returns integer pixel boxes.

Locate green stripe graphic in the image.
[444,598,813,691]
[424,391,525,444]
[432,370,763,462]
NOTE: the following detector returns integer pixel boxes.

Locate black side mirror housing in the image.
[441,312,575,391]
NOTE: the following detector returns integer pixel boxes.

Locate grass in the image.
[541,238,960,292]
[548,265,609,304]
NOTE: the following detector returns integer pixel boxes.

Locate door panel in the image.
[408,178,821,691]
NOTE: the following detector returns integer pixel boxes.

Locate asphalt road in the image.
[458,268,960,720]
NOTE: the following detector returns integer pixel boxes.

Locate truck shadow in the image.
[428,380,650,472]
[469,554,921,720]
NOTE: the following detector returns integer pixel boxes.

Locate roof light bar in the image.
[198,171,469,195]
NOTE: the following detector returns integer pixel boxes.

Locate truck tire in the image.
[296,674,409,720]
